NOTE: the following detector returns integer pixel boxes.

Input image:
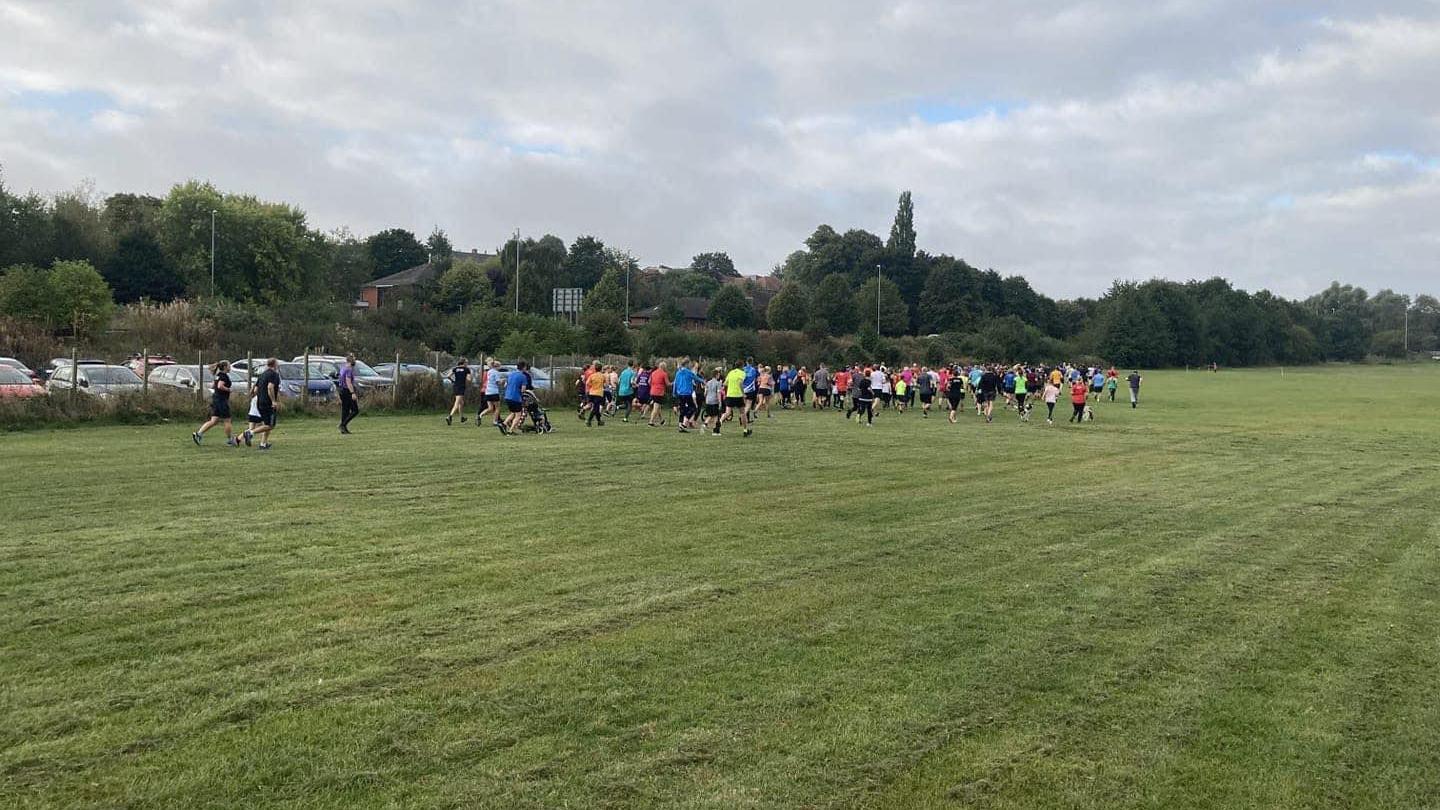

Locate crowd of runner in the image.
[190,354,1145,447]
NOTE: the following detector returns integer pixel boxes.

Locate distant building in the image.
[628,297,712,329]
[356,249,495,309]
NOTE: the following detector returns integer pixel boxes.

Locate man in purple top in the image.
[338,354,360,434]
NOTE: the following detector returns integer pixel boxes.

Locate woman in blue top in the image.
[617,361,636,422]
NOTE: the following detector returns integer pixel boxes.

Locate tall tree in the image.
[366,228,428,279]
[808,274,856,336]
[766,282,810,331]
[103,230,182,303]
[918,259,980,333]
[582,267,626,314]
[886,190,916,258]
[853,275,908,336]
[48,259,114,337]
[51,186,112,267]
[691,251,738,280]
[563,235,608,290]
[435,259,496,312]
[707,284,754,328]
[426,228,454,273]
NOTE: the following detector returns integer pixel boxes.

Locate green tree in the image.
[918,259,980,333]
[51,186,112,267]
[766,281,809,331]
[366,228,428,279]
[852,275,907,336]
[103,192,163,236]
[436,259,496,312]
[0,264,55,324]
[0,174,56,268]
[707,284,754,329]
[1370,329,1406,358]
[583,267,626,314]
[48,260,114,336]
[808,274,856,336]
[563,235,608,290]
[691,251,738,280]
[581,310,631,355]
[103,230,182,303]
[323,228,375,302]
[887,190,916,258]
[426,228,454,273]
[657,299,684,326]
[498,329,540,360]
[498,234,567,315]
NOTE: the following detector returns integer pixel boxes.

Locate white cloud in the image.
[1,1,1438,298]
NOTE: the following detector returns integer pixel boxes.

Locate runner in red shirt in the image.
[646,362,670,427]
[1069,380,1089,424]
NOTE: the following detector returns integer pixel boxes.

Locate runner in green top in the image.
[723,366,752,437]
[1013,367,1030,422]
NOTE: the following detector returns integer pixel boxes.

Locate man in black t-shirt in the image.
[978,365,1000,424]
[446,358,470,426]
[243,357,281,450]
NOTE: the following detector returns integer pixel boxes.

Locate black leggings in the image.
[587,394,604,424]
[856,399,874,424]
[340,391,359,428]
[1071,402,1086,422]
[1046,402,1056,419]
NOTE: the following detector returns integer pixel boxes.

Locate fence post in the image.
[246,351,253,391]
[69,345,78,404]
[302,348,310,407]
[197,350,204,401]
[393,350,401,407]
[142,346,149,397]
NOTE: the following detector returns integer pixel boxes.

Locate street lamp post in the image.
[875,264,882,335]
[624,264,631,326]
[514,228,521,314]
[210,209,217,297]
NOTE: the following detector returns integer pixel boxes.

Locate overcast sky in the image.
[2,1,1437,299]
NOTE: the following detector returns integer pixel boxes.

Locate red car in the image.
[0,365,45,397]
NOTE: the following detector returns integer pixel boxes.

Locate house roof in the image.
[366,249,496,288]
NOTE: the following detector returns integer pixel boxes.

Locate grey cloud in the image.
[1,1,1438,298]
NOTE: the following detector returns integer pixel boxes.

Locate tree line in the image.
[1,169,1433,366]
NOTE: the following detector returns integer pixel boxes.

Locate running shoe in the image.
[192,432,202,446]
[242,429,253,447]
[446,415,452,426]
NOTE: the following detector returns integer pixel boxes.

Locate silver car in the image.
[46,364,145,398]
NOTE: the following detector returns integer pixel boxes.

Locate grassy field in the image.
[3,365,1439,809]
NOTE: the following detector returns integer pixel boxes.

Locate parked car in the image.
[373,363,437,379]
[495,364,553,391]
[147,364,219,394]
[0,365,45,398]
[125,354,175,375]
[0,357,42,384]
[300,356,393,393]
[274,363,336,401]
[45,357,106,380]
[45,364,144,398]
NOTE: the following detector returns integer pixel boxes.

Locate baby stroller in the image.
[521,389,553,433]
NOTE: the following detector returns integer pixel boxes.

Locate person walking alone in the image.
[1128,370,1143,408]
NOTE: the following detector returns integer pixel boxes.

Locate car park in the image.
[125,354,175,376]
[147,364,220,394]
[373,363,437,379]
[45,364,144,398]
[0,366,45,398]
[0,357,43,384]
[301,356,393,393]
[274,363,336,401]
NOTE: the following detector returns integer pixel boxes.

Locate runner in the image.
[479,358,502,427]
[853,371,875,426]
[1013,365,1030,422]
[634,363,652,417]
[192,360,236,446]
[811,363,830,409]
[1090,367,1106,402]
[742,357,759,420]
[725,362,752,437]
[893,374,908,414]
[583,360,606,426]
[501,361,531,434]
[1128,370,1143,408]
[945,365,965,424]
[916,366,934,417]
[242,357,281,450]
[794,366,808,407]
[978,364,1000,423]
[871,366,888,411]
[646,361,669,427]
[1069,376,1089,423]
[1042,376,1060,425]
[704,366,724,435]
[969,364,985,415]
[338,354,360,434]
[757,365,774,419]
[445,357,470,425]
[1106,367,1119,402]
[673,359,699,432]
[776,364,791,409]
[617,360,636,422]
[832,365,849,411]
